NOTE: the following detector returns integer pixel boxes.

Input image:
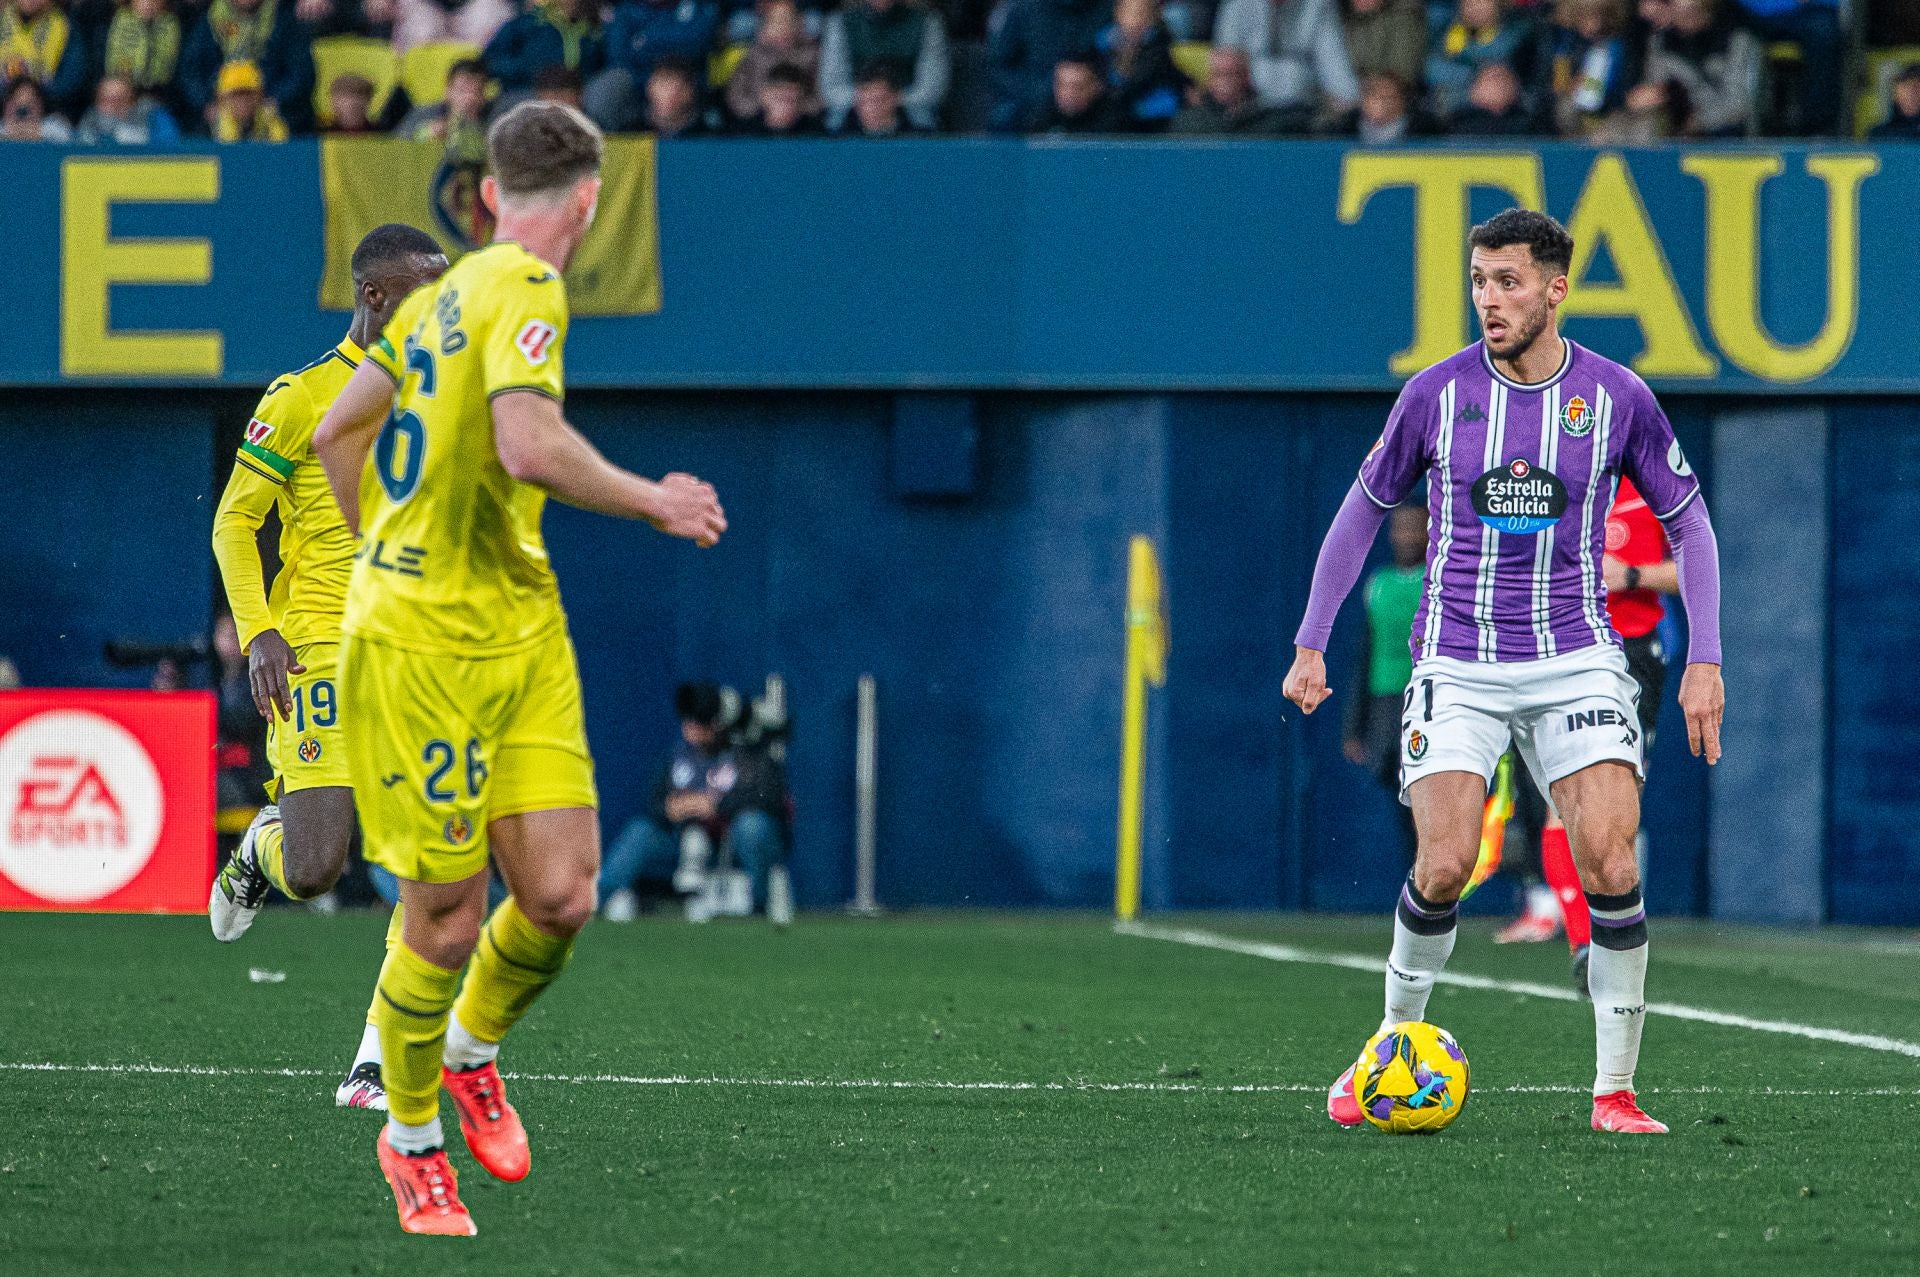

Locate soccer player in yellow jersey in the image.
[313,102,726,1237]
[209,224,448,1111]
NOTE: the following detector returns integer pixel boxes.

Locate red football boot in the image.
[1591,1090,1669,1134]
[443,1062,531,1182]
[376,1130,477,1237]
[1328,1061,1364,1127]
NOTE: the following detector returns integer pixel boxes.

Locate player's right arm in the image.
[313,359,401,536]
[212,379,311,720]
[492,392,726,545]
[1284,379,1430,714]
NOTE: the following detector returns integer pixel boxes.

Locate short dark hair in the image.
[675,682,723,727]
[1468,208,1574,277]
[1897,63,1920,86]
[487,99,604,199]
[854,58,910,89]
[1055,51,1102,76]
[647,56,700,88]
[350,223,443,284]
[447,58,486,86]
[764,63,812,91]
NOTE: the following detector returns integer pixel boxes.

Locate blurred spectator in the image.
[0,655,19,689]
[151,655,186,690]
[392,0,512,55]
[77,69,182,139]
[210,55,289,138]
[731,58,823,130]
[1631,0,1756,138]
[1868,64,1920,142]
[181,0,315,132]
[987,0,1112,132]
[588,0,718,131]
[533,61,584,107]
[483,0,604,105]
[837,56,918,133]
[399,53,486,159]
[1333,67,1428,139]
[1097,0,1185,130]
[597,682,792,925]
[292,0,398,39]
[1212,0,1358,123]
[1,74,72,137]
[1343,0,1424,88]
[641,53,709,134]
[102,0,185,118]
[1731,0,1837,134]
[1425,0,1532,118]
[2,0,90,113]
[1540,0,1635,137]
[1170,42,1291,131]
[1342,502,1427,861]
[1448,58,1532,131]
[725,0,819,124]
[211,613,271,810]
[324,69,378,130]
[820,0,947,131]
[1030,48,1130,129]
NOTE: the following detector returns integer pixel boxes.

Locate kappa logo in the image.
[1559,395,1594,438]
[515,320,558,366]
[443,814,473,846]
[297,738,322,764]
[1455,401,1486,424]
[245,418,275,445]
[1407,729,1430,761]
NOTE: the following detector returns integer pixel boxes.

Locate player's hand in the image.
[1342,738,1368,766]
[649,472,727,547]
[1283,647,1332,715]
[1678,662,1724,766]
[1601,554,1628,592]
[248,629,306,722]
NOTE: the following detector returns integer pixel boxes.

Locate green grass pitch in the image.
[1,910,1915,1274]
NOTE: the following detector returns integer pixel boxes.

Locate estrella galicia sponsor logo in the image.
[1455,401,1486,424]
[1471,459,1568,534]
[1559,395,1594,437]
[297,738,322,764]
[1406,729,1430,761]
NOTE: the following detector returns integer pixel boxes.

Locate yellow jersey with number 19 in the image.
[346,241,571,658]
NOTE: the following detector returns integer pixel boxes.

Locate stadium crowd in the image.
[0,0,1910,144]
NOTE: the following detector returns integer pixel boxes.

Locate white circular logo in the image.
[0,710,165,903]
[1667,439,1693,477]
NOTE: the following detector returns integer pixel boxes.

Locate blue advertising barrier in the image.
[5,139,1910,392]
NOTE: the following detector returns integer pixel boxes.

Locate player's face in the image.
[362,254,449,329]
[1470,245,1564,360]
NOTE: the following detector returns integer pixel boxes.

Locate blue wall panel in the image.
[1828,402,1920,925]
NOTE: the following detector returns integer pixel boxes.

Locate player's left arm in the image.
[313,360,399,536]
[1620,381,1723,764]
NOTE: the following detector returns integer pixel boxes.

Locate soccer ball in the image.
[1354,1021,1470,1134]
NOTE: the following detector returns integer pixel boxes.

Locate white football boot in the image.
[209,805,280,942]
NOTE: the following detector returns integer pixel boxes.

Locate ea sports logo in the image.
[0,710,164,903]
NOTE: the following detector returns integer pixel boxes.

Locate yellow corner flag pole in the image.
[1116,535,1167,922]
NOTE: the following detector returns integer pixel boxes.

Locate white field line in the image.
[0,1060,1910,1098]
[1118,921,1920,1061]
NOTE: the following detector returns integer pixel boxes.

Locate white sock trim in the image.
[353,1021,382,1069]
[386,1115,444,1155]
[442,1014,501,1072]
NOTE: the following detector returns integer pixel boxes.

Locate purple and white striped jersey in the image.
[1359,340,1700,664]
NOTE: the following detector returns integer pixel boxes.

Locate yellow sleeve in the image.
[212,376,311,652]
[479,270,568,403]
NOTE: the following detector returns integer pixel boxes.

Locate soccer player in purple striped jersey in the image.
[1284,209,1726,1136]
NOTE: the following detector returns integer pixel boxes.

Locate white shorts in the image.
[1397,645,1645,805]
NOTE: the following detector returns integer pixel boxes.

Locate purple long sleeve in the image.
[1294,482,1390,652]
[1663,498,1721,665]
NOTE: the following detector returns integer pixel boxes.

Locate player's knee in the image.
[1583,850,1639,898]
[280,834,349,899]
[412,921,481,970]
[519,881,597,938]
[1412,848,1474,903]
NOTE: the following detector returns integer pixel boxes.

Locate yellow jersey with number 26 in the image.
[347,241,571,658]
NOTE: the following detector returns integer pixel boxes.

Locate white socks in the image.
[386,1115,445,1155]
[352,1021,381,1068]
[442,1015,500,1072]
[1586,887,1651,1096]
[1382,876,1460,1033]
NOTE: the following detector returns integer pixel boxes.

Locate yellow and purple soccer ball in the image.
[1355,1021,1470,1134]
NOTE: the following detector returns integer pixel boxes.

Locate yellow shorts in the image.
[339,625,598,884]
[265,640,353,800]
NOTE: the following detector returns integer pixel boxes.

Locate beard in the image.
[1482,302,1551,361]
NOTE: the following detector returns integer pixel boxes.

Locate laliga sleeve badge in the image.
[1667,439,1693,476]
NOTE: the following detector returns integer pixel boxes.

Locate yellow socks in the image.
[372,941,461,1127]
[253,820,300,899]
[365,904,406,1028]
[450,898,574,1049]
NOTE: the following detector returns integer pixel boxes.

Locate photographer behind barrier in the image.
[599,681,793,924]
